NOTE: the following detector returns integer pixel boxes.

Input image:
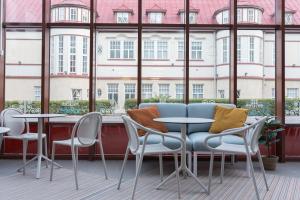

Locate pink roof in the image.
[5,0,300,24]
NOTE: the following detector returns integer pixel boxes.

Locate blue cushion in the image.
[189,132,244,151]
[139,132,192,151]
[139,103,187,132]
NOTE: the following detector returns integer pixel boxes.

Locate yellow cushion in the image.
[209,105,248,133]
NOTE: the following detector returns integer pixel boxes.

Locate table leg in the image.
[36,118,43,179]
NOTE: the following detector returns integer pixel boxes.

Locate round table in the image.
[12,114,66,179]
[154,117,214,193]
[0,127,10,152]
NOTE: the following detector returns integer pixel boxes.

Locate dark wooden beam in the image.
[0,0,6,112]
[184,0,190,104]
[137,0,142,105]
[89,0,95,112]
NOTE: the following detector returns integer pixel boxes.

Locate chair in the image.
[204,117,269,200]
[0,108,48,175]
[50,112,108,190]
[118,115,183,199]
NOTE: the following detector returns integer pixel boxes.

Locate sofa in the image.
[139,103,245,175]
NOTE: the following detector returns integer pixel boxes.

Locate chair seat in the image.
[139,132,192,151]
[136,143,177,155]
[189,132,244,152]
[53,137,96,147]
[4,133,46,141]
[214,143,255,155]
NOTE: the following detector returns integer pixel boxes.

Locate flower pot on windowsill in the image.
[262,155,279,171]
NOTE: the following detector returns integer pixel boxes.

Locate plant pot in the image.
[262,155,279,170]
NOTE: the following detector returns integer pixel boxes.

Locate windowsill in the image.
[190,59,204,61]
[108,58,136,61]
[142,59,170,61]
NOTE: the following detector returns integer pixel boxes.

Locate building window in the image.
[180,12,197,24]
[142,84,153,99]
[237,36,241,62]
[176,84,184,99]
[285,13,293,25]
[248,9,254,23]
[70,8,77,21]
[124,41,134,59]
[34,86,41,101]
[223,11,229,24]
[149,13,163,24]
[82,37,88,74]
[193,84,203,99]
[144,40,155,59]
[223,38,228,63]
[58,35,64,73]
[249,37,254,63]
[218,90,225,99]
[110,40,121,59]
[58,7,65,21]
[70,36,76,73]
[287,88,299,98]
[272,42,275,65]
[82,9,89,22]
[178,41,184,60]
[108,84,119,104]
[125,84,136,99]
[272,88,275,99]
[159,84,169,97]
[191,41,202,60]
[97,89,102,97]
[157,40,168,59]
[237,90,241,98]
[117,12,129,23]
[237,9,242,22]
[72,89,82,100]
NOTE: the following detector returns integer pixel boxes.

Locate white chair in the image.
[50,112,108,190]
[204,117,269,200]
[118,115,183,199]
[0,108,48,175]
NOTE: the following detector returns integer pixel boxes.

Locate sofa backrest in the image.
[139,103,187,132]
[187,103,236,134]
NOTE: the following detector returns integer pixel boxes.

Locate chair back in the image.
[72,112,102,146]
[248,116,267,153]
[122,115,140,154]
[0,108,26,136]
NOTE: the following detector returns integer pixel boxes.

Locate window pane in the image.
[6,0,42,23]
[5,29,42,113]
[96,29,138,113]
[237,30,275,116]
[286,0,299,25]
[50,28,90,115]
[189,29,230,103]
[142,28,184,103]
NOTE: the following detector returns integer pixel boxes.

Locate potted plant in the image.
[259,117,285,170]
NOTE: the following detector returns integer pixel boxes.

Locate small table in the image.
[12,114,66,179]
[0,127,10,151]
[154,117,214,193]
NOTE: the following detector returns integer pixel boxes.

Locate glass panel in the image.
[96,28,138,114]
[237,0,275,24]
[97,0,138,24]
[142,0,184,24]
[50,28,90,115]
[5,29,42,113]
[285,30,300,124]
[142,28,185,103]
[5,0,42,23]
[51,0,90,23]
[189,29,230,103]
[237,30,275,116]
[285,0,300,25]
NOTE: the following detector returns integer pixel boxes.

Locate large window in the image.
[110,41,121,59]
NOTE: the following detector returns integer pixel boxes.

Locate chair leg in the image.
[246,155,251,177]
[208,151,214,194]
[247,153,260,200]
[193,152,198,176]
[220,153,225,184]
[22,140,28,175]
[50,143,55,181]
[257,150,269,191]
[132,153,144,200]
[117,147,129,190]
[174,153,181,199]
[72,146,79,190]
[159,154,163,182]
[44,137,48,168]
[135,154,139,174]
[99,140,108,179]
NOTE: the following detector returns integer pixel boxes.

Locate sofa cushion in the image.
[187,103,236,134]
[189,132,244,151]
[139,132,192,151]
[139,103,187,132]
